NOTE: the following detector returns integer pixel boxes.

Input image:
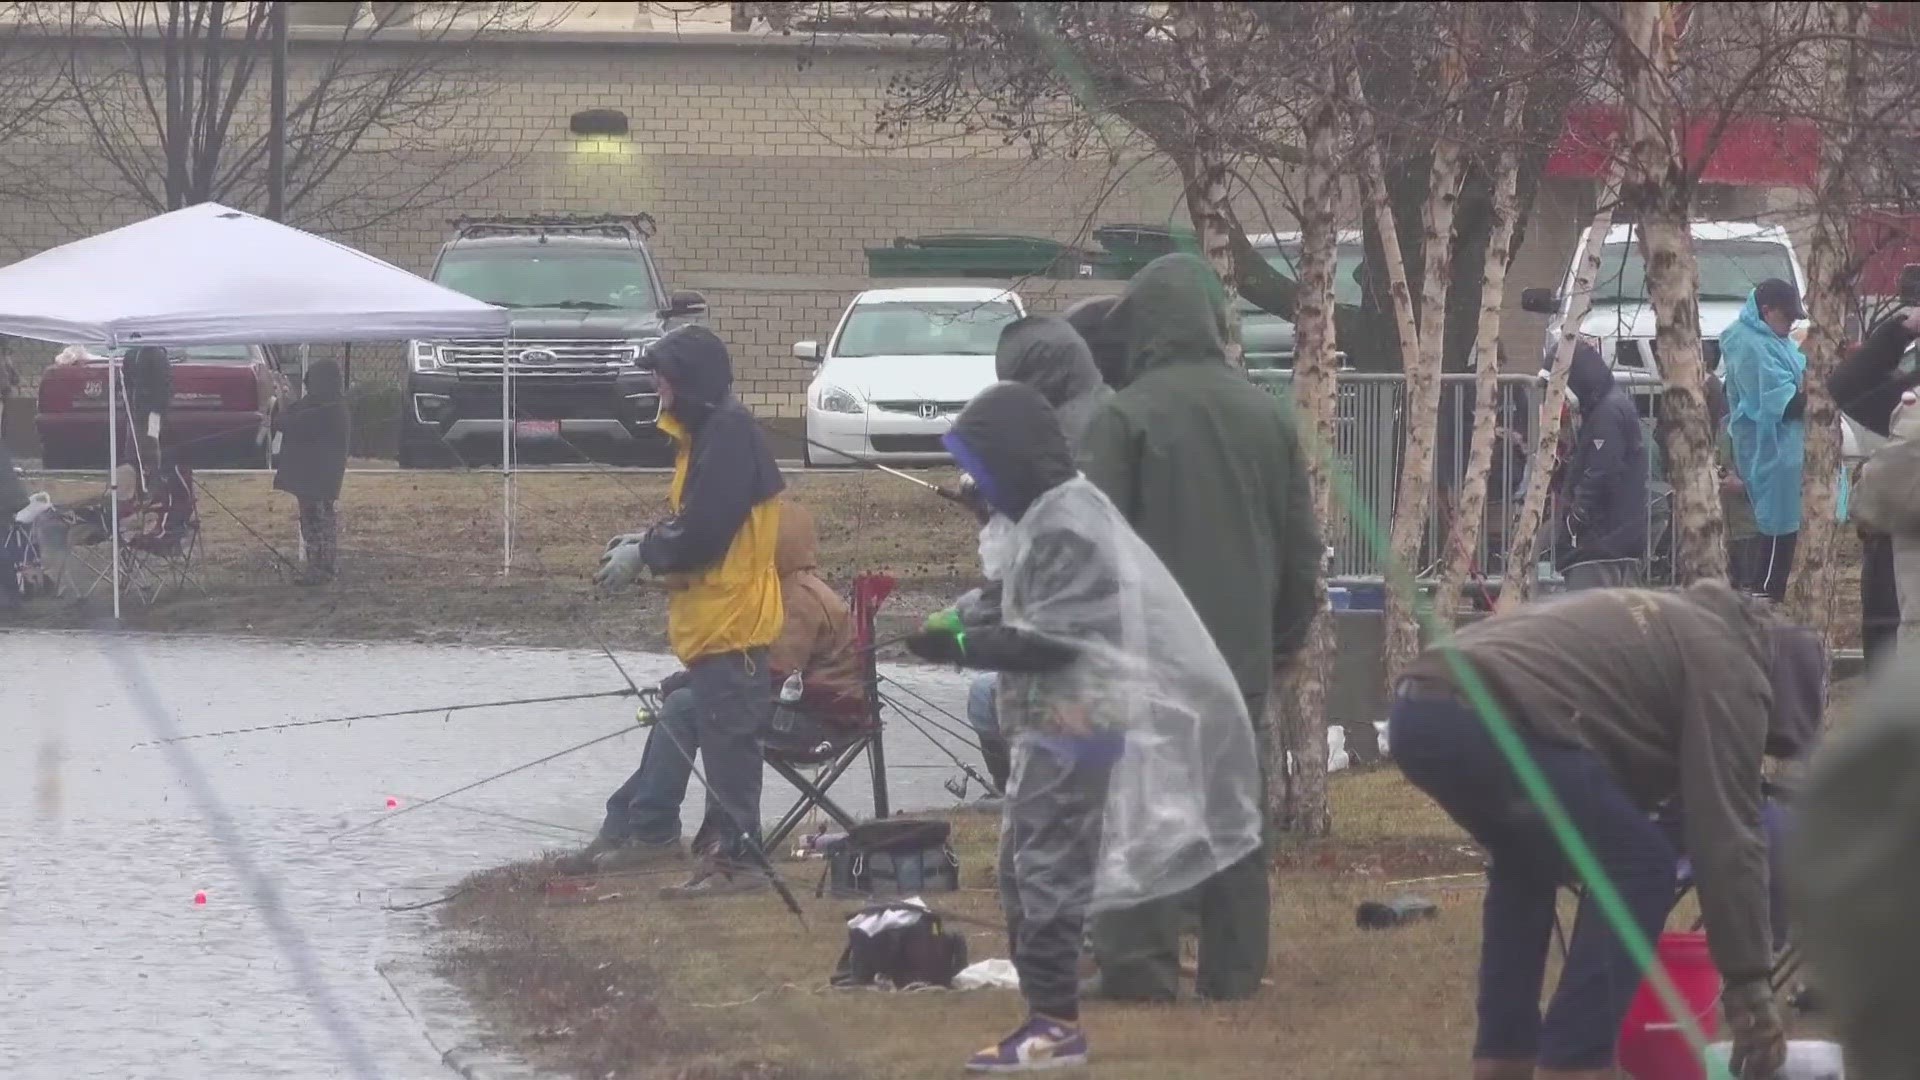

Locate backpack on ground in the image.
[828,901,970,989]
[816,818,960,899]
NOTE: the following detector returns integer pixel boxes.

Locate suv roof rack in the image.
[448,213,658,243]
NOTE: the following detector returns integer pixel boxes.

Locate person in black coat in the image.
[1553,341,1649,589]
[1829,309,1920,665]
[273,358,349,585]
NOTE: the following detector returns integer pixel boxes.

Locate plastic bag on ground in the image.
[952,958,1021,991]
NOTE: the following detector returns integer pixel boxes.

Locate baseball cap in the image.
[1754,278,1805,321]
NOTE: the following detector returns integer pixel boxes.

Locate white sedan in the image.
[795,286,1025,466]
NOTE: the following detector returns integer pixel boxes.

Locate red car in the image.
[35,344,294,469]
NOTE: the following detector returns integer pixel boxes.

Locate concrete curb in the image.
[377,930,549,1080]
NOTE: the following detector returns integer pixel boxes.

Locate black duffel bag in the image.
[817,818,960,899]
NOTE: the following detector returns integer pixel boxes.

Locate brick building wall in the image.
[0,21,1629,450]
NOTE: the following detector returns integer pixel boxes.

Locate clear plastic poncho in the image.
[992,477,1262,921]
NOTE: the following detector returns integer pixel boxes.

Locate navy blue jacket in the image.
[1554,342,1648,570]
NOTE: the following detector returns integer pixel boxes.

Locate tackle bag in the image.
[829,901,969,989]
[816,818,960,899]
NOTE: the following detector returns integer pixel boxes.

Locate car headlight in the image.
[410,341,441,372]
[816,385,864,414]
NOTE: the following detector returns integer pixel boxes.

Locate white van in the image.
[1521,221,1871,461]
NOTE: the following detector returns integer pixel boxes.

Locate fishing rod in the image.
[130,687,637,749]
[329,722,639,841]
[595,642,809,927]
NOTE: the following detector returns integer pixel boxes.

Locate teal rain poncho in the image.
[1723,292,1808,535]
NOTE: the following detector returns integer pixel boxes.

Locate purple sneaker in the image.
[964,1014,1089,1073]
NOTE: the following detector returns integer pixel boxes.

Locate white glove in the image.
[593,532,649,594]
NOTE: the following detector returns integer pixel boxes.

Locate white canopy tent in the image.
[0,203,511,617]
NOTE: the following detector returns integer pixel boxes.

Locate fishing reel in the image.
[633,686,666,727]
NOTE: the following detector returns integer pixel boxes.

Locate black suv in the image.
[401,214,707,467]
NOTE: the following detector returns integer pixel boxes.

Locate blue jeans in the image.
[967,673,1001,738]
[600,648,771,855]
[1390,692,1678,1072]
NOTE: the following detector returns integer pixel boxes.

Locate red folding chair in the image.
[121,464,204,604]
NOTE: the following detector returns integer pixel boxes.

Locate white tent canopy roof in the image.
[0,202,508,348]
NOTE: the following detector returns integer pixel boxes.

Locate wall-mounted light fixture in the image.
[569,108,630,137]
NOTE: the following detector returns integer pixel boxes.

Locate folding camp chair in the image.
[1551,780,1803,997]
[762,572,895,853]
[120,463,204,604]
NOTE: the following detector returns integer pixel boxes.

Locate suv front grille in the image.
[436,339,642,374]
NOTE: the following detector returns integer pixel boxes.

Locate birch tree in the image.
[1273,84,1344,838]
[1343,4,1467,690]
[1500,163,1623,609]
[1614,0,1726,585]
[1786,0,1869,631]
[1435,25,1529,622]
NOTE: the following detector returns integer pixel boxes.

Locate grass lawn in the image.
[16,466,979,651]
[434,763,1831,1080]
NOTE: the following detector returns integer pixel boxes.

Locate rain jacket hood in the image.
[995,315,1113,449]
[1722,290,1808,535]
[946,382,1077,521]
[996,316,1103,409]
[302,357,343,405]
[649,325,734,424]
[1064,295,1128,389]
[1107,254,1229,387]
[1567,339,1616,414]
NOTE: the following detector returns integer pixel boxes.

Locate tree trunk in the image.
[1787,1,1867,634]
[1500,163,1624,610]
[1436,66,1527,624]
[1619,1,1725,585]
[1274,96,1342,839]
[1359,17,1467,693]
[1181,149,1245,367]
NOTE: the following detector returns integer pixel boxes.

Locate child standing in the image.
[908,382,1261,1072]
[273,358,349,585]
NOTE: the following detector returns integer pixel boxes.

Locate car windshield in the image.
[1237,242,1366,314]
[1591,238,1796,304]
[107,345,255,365]
[833,300,1020,357]
[434,250,658,310]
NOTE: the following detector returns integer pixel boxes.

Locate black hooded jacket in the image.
[994,315,1114,454]
[1829,314,1920,437]
[1554,341,1648,569]
[916,382,1084,673]
[640,325,785,574]
[273,358,349,503]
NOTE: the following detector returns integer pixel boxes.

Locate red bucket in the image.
[1616,931,1723,1080]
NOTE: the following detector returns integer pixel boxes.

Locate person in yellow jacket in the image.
[589,324,785,897]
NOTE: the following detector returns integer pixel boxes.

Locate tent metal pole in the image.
[501,344,512,576]
[108,351,121,620]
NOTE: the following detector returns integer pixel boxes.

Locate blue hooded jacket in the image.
[1723,292,1806,535]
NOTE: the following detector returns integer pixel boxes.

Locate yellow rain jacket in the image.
[638,327,785,663]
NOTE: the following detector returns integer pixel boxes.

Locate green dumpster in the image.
[1088,223,1199,279]
[864,233,1090,279]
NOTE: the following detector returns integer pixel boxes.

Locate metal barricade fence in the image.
[1251,370,1670,588]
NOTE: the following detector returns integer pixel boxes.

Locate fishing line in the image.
[329,723,638,841]
[131,687,636,748]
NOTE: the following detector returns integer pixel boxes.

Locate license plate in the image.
[515,420,561,440]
